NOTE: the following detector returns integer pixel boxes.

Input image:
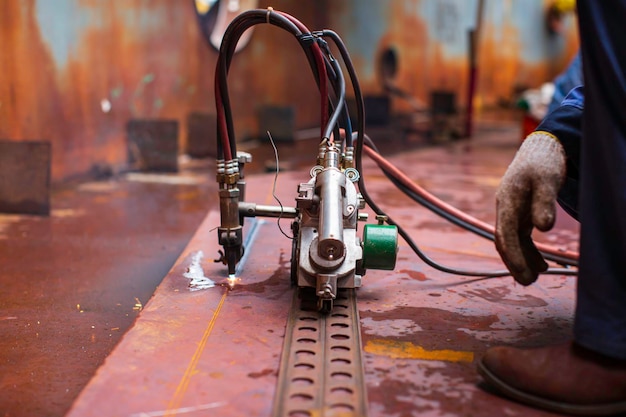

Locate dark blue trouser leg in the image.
[574,0,626,360]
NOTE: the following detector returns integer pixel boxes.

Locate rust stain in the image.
[366,376,480,417]
[1,0,579,183]
[397,269,428,281]
[367,379,422,417]
[329,0,578,113]
[228,248,290,298]
[0,1,326,183]
[459,285,548,307]
[361,306,500,353]
[0,1,70,145]
[247,368,275,379]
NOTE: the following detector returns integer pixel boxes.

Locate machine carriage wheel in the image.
[317,298,333,314]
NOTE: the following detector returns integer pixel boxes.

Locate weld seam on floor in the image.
[165,290,228,416]
[165,218,264,415]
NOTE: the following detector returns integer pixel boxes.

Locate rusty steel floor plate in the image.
[68,128,579,417]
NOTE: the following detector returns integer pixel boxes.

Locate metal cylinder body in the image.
[219,188,240,228]
[238,202,297,218]
[317,168,346,261]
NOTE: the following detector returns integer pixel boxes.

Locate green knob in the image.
[362,224,398,270]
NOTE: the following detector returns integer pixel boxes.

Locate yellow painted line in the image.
[364,339,474,363]
[165,290,228,416]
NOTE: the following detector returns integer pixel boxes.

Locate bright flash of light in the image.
[227,274,240,289]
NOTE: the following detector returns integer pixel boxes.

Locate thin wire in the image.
[266,131,293,240]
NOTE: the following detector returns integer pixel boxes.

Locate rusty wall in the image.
[1,0,578,182]
[327,0,579,113]
[0,0,325,182]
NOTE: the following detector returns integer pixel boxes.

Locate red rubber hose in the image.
[363,145,580,263]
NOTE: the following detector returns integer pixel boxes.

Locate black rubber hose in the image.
[323,54,347,141]
[322,43,354,147]
[216,11,303,157]
[321,30,364,150]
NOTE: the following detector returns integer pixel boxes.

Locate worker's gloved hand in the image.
[495,132,566,285]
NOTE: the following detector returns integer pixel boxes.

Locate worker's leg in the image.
[574,0,626,360]
[476,2,626,414]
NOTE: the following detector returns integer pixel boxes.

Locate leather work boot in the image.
[478,342,626,416]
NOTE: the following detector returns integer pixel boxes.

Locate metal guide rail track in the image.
[272,288,368,417]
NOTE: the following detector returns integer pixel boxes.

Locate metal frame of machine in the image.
[213,9,398,312]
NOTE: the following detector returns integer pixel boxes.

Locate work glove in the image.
[495,132,566,285]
